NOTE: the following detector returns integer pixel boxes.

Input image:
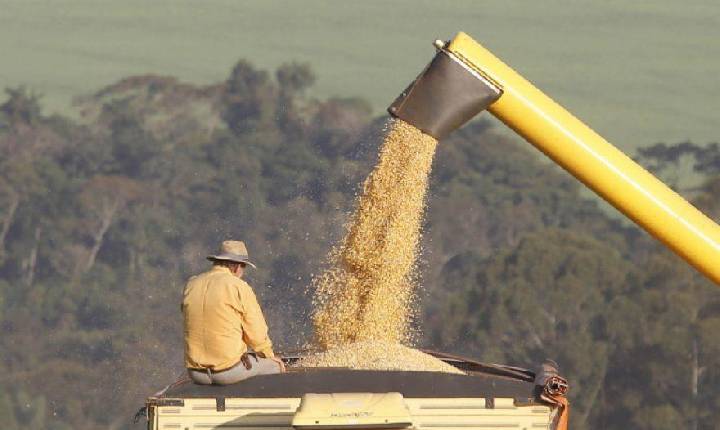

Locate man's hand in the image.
[270,357,286,372]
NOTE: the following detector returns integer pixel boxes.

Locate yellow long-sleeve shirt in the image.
[182,266,274,371]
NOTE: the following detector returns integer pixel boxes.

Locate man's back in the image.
[183,265,273,371]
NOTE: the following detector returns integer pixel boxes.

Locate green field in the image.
[1,0,719,151]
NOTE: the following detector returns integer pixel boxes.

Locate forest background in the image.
[2,2,720,430]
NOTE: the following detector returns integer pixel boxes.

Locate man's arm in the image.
[237,282,275,358]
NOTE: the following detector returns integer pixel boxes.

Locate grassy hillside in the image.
[1,0,719,151]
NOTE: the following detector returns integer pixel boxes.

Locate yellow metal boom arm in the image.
[390,32,720,285]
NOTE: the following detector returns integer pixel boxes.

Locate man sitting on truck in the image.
[182,240,285,385]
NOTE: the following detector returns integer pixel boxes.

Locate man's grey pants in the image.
[188,355,282,385]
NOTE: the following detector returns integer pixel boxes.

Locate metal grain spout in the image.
[388,40,502,140]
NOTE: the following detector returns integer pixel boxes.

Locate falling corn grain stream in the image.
[303,119,462,374]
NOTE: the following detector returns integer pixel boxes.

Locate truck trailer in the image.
[143,352,568,430]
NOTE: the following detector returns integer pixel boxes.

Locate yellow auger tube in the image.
[447,32,720,285]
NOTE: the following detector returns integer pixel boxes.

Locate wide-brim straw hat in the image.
[207,240,257,268]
